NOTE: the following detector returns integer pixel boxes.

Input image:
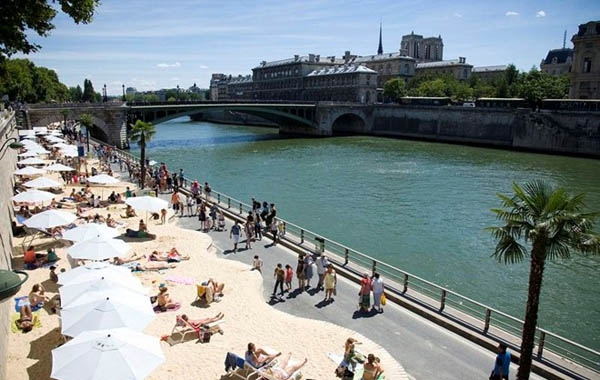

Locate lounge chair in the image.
[171,315,223,344]
[195,284,218,304]
[224,352,278,380]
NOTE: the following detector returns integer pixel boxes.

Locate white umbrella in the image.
[19,157,45,165]
[60,149,78,157]
[23,177,62,189]
[24,210,76,229]
[59,289,155,337]
[67,235,130,261]
[45,163,75,172]
[14,166,46,176]
[87,174,120,185]
[12,189,56,203]
[21,139,40,145]
[18,151,38,158]
[26,147,50,155]
[22,135,37,140]
[62,223,120,242]
[59,276,147,305]
[58,261,132,285]
[125,196,168,214]
[51,328,164,380]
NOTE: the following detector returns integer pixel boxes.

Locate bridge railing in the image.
[127,100,317,107]
[89,136,600,376]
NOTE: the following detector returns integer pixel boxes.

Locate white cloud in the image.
[170,77,180,81]
[156,62,181,68]
[536,10,546,18]
[505,11,519,16]
[453,12,462,18]
[199,65,209,69]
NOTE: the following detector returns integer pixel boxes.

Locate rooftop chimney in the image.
[459,57,466,64]
[330,56,336,63]
[294,55,299,62]
[315,54,320,62]
[308,54,315,63]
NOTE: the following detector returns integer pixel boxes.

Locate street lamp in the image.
[122,84,126,101]
[0,137,24,160]
[103,84,108,102]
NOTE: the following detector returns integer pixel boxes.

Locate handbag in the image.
[199,331,211,343]
[381,293,386,306]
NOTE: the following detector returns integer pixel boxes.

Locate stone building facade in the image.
[415,57,473,80]
[209,73,229,101]
[540,49,573,76]
[343,50,416,87]
[472,65,508,82]
[401,32,444,62]
[304,65,378,103]
[227,75,254,100]
[569,20,600,99]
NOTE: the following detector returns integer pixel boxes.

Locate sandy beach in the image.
[7,160,406,379]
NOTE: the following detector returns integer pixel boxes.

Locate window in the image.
[583,58,592,73]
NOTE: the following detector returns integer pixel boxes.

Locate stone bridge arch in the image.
[317,107,371,135]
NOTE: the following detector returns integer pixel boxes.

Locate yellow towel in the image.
[196,285,206,297]
[10,312,42,333]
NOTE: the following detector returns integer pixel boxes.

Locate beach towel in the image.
[153,302,181,313]
[165,276,194,285]
[14,297,42,312]
[10,312,42,333]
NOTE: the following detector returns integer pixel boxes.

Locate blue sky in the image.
[16,0,600,95]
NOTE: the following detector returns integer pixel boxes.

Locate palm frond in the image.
[488,226,528,264]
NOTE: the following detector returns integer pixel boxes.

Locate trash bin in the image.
[314,237,325,253]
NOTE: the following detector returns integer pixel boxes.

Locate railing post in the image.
[372,260,377,276]
[440,289,447,312]
[537,331,546,359]
[217,193,220,204]
[300,229,304,244]
[227,197,231,209]
[344,248,349,265]
[282,222,286,235]
[402,274,408,294]
[239,202,242,214]
[484,309,491,334]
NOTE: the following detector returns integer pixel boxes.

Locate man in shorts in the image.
[230,220,243,253]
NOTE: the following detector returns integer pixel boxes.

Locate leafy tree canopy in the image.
[0,0,100,59]
[0,58,69,102]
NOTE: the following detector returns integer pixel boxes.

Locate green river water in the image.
[132,117,600,350]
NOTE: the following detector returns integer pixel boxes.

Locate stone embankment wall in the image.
[190,110,278,128]
[0,113,18,380]
[369,106,600,157]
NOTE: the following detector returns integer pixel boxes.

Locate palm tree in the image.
[129,120,155,189]
[60,109,69,128]
[79,113,93,152]
[488,180,599,379]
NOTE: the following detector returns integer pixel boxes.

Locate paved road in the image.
[110,162,540,380]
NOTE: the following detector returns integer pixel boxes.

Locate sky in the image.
[16,0,600,95]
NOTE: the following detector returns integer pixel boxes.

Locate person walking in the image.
[303,253,314,289]
[253,209,262,241]
[186,196,194,216]
[284,264,293,291]
[272,263,285,299]
[244,218,253,250]
[210,204,218,230]
[230,220,242,253]
[204,182,212,202]
[198,204,208,231]
[324,264,337,302]
[296,254,306,291]
[178,169,184,187]
[358,273,372,312]
[371,273,384,313]
[270,218,279,246]
[316,254,330,291]
[171,191,180,213]
[490,343,511,380]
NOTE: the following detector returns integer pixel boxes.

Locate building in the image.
[227,75,254,100]
[125,87,137,96]
[251,54,342,100]
[401,32,443,62]
[541,49,573,76]
[304,65,378,103]
[209,73,229,101]
[569,20,600,99]
[472,65,508,82]
[344,50,416,88]
[416,57,472,80]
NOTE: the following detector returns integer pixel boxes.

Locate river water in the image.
[133,117,600,350]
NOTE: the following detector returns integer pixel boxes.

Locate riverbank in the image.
[7,158,407,379]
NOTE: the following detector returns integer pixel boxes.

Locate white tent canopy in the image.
[87,174,120,185]
[51,328,164,380]
[125,196,168,213]
[23,210,76,229]
[62,223,120,243]
[67,235,130,261]
[23,177,62,189]
[59,276,147,305]
[45,163,75,172]
[18,157,45,165]
[14,166,46,176]
[11,189,56,203]
[58,262,132,285]
[59,289,155,337]
[18,151,38,158]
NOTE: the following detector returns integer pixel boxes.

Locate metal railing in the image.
[89,136,600,376]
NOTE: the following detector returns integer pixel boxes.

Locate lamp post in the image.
[103,84,108,103]
[0,137,24,160]
[122,84,126,101]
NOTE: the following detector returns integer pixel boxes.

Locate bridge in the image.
[24,101,367,148]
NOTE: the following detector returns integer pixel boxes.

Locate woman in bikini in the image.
[180,313,224,334]
[15,303,35,333]
[245,343,281,368]
[362,354,384,380]
[267,353,308,380]
[157,286,178,310]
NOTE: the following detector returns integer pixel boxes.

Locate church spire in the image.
[377,22,383,55]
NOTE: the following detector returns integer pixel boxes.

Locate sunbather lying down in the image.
[181,312,224,334]
[113,253,146,265]
[149,248,189,262]
[130,262,176,271]
[262,353,308,380]
[16,304,36,333]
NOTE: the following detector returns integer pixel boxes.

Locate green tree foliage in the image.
[0,0,100,59]
[383,78,407,102]
[488,181,599,379]
[417,78,447,97]
[82,79,94,102]
[0,58,69,102]
[79,113,94,151]
[129,120,156,189]
[69,85,83,102]
[510,68,569,106]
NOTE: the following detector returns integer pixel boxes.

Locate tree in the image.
[0,58,69,102]
[82,79,95,102]
[69,85,83,102]
[383,78,407,102]
[417,78,446,97]
[0,0,100,59]
[129,120,156,189]
[79,113,93,152]
[487,181,600,380]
